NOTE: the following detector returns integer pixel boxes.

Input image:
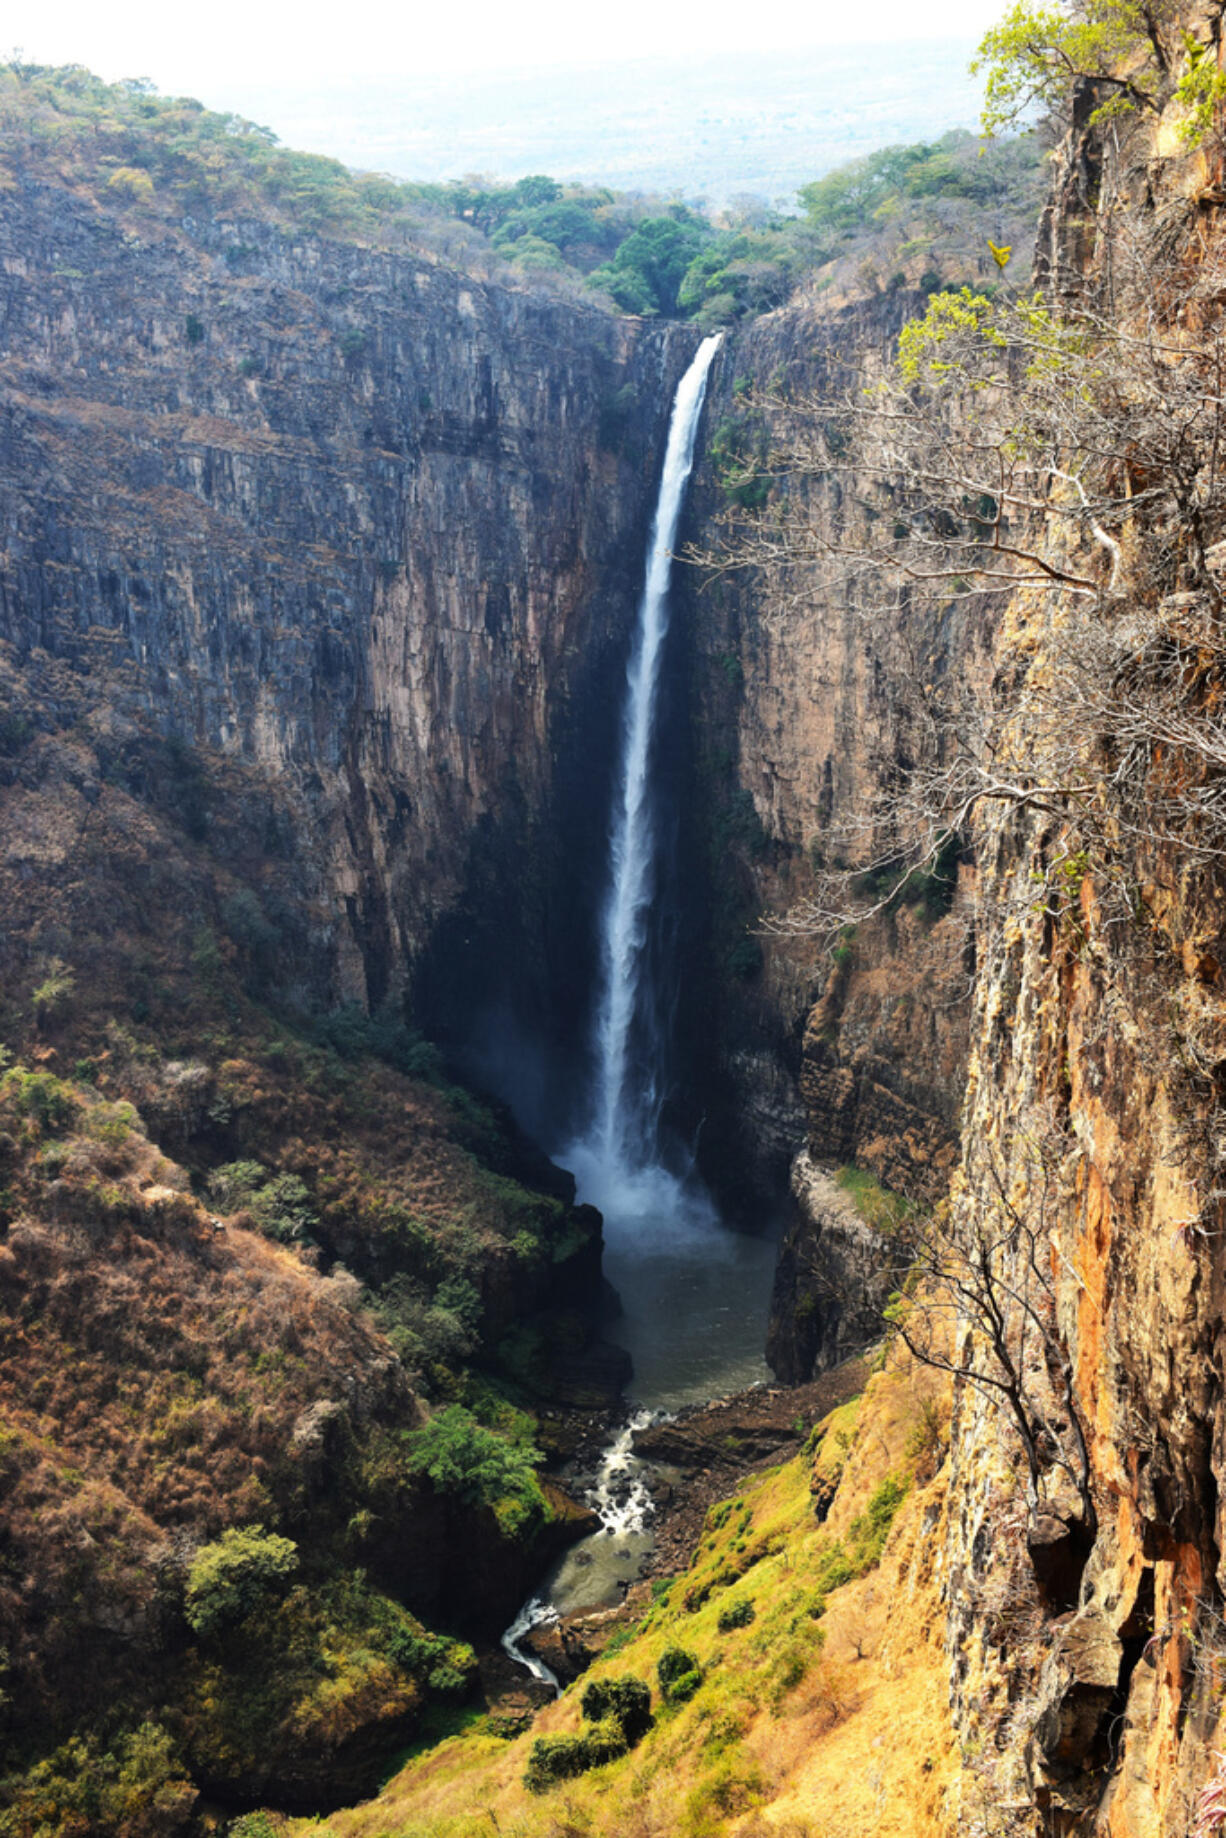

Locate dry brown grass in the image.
[0,1058,432,1744]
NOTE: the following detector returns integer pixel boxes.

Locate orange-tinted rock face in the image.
[933,90,1226,1836]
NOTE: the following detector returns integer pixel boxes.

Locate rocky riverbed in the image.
[485,1359,869,1699]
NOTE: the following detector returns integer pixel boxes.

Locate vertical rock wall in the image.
[936,85,1226,1837]
[0,176,696,1042]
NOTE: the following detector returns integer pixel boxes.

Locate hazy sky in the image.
[10,0,1004,94]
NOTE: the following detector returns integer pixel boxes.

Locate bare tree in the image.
[883,1121,1097,1542]
[699,206,1226,940]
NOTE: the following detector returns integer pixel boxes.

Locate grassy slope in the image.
[0,659,600,1803]
[298,1349,958,1838]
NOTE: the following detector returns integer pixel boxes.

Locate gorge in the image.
[7,20,1226,1838]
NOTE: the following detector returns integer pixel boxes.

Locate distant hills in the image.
[216,40,985,206]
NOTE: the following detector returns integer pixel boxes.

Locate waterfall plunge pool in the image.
[590,1164,779,1414]
[500,1174,780,1689]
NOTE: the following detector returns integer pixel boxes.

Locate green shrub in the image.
[403,1404,546,1532]
[385,1622,476,1697]
[804,1475,909,1620]
[657,1646,703,1703]
[206,1161,317,1244]
[524,1678,651,1792]
[4,1070,77,1135]
[0,708,32,754]
[717,1598,756,1632]
[0,1721,195,1838]
[580,1714,631,1765]
[228,1817,279,1838]
[849,1472,910,1568]
[579,1675,653,1743]
[374,1274,480,1373]
[684,1750,765,1825]
[851,831,961,922]
[184,1525,299,1636]
[806,1542,856,1620]
[31,958,75,1022]
[309,1002,444,1081]
[666,1668,703,1704]
[524,1731,609,1793]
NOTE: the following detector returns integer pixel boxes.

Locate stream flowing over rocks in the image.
[501,1366,868,1693]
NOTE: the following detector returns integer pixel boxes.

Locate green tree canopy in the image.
[403,1404,542,1509]
[971,0,1182,133]
[588,214,709,316]
[184,1525,299,1636]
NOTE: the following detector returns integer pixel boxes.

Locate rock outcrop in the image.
[767,1150,897,1383]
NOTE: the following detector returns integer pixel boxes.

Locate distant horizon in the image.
[5,38,990,210]
[232,40,985,207]
[11,0,1004,93]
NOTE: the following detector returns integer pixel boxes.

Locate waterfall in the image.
[498,337,775,1688]
[567,332,722,1215]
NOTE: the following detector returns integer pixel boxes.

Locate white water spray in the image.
[568,333,722,1213]
[588,1407,657,1535]
[501,1596,561,1694]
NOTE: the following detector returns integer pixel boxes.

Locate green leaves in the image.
[1174,30,1226,144]
[587,213,708,317]
[971,0,1180,135]
[403,1403,545,1528]
[184,1525,299,1636]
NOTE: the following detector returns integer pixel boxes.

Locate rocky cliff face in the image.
[662,289,981,1367]
[0,173,695,1074]
[934,79,1226,1838]
[0,165,706,1803]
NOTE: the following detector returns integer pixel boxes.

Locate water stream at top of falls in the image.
[502,334,779,1689]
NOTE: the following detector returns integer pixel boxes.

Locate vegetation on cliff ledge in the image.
[0,59,1042,330]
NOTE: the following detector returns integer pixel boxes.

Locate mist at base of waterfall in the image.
[563,1139,777,1411]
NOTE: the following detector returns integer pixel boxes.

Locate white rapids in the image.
[500,1411,662,1695]
[501,1596,561,1694]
